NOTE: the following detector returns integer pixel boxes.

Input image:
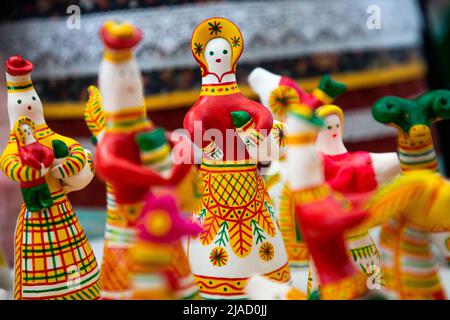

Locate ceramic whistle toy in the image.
[132,193,201,299]
[0,55,99,300]
[246,105,382,300]
[279,100,382,297]
[248,67,346,269]
[184,17,291,299]
[316,105,400,193]
[358,170,450,299]
[92,21,195,300]
[371,91,450,299]
[247,197,381,300]
[248,68,346,208]
[13,117,54,212]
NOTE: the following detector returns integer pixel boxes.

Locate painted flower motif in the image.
[208,21,222,35]
[272,122,286,148]
[194,42,204,56]
[259,242,275,261]
[230,36,241,47]
[209,247,228,267]
[269,86,301,118]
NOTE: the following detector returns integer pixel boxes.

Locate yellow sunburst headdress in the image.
[191,17,243,77]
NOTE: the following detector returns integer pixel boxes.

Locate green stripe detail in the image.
[7,83,33,90]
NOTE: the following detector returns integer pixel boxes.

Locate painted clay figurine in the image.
[248,68,346,268]
[184,17,291,299]
[248,67,346,208]
[316,104,400,193]
[246,104,382,300]
[278,99,380,297]
[132,193,201,299]
[356,170,450,299]
[136,127,173,178]
[372,91,450,299]
[92,21,195,300]
[13,116,54,212]
[0,55,99,300]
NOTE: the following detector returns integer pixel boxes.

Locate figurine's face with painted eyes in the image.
[20,123,35,144]
[322,115,342,141]
[8,89,44,126]
[99,57,144,111]
[204,38,232,76]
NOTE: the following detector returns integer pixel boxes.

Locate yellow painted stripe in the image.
[43,61,426,119]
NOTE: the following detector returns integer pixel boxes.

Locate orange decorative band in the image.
[320,272,367,300]
[312,88,333,104]
[34,125,55,139]
[103,49,133,63]
[193,274,248,299]
[264,262,291,283]
[7,81,33,92]
[285,132,317,146]
[200,82,240,96]
[105,107,152,133]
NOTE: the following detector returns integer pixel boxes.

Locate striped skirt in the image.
[14,191,100,300]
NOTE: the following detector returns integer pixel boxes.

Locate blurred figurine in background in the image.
[184,17,291,299]
[91,21,196,300]
[276,93,380,297]
[316,105,400,193]
[248,68,346,269]
[372,90,450,299]
[246,102,382,300]
[0,55,99,300]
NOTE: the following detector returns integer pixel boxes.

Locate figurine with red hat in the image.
[184,17,291,299]
[92,21,195,300]
[0,55,99,300]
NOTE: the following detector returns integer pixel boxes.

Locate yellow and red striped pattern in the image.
[105,107,153,133]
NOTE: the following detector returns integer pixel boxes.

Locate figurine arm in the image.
[237,104,273,136]
[96,141,171,187]
[0,142,43,183]
[50,141,86,179]
[42,146,55,168]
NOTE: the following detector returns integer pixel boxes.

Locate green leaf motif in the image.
[214,221,229,247]
[251,219,266,244]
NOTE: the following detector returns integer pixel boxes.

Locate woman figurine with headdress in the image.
[184,17,291,299]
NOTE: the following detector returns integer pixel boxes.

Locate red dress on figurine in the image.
[322,151,378,194]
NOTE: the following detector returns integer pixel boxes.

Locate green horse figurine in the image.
[372,90,450,299]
